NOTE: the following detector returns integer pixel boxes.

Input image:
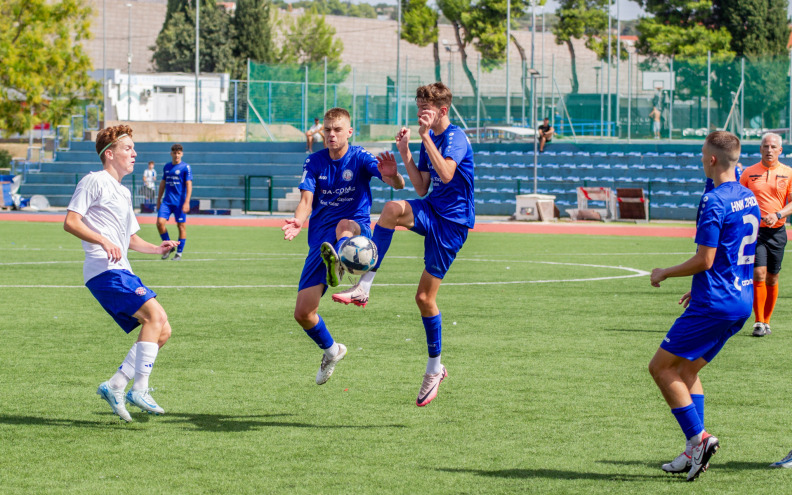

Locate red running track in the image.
[0,212,698,237]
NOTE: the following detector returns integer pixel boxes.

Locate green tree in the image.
[0,0,99,136]
[152,0,235,74]
[401,0,441,82]
[232,0,275,79]
[714,0,789,57]
[712,0,790,128]
[276,8,346,68]
[552,0,609,94]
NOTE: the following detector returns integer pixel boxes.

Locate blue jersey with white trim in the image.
[298,146,382,247]
[417,124,475,228]
[162,161,192,206]
[688,181,759,319]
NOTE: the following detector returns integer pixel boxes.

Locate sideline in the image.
[0,211,699,238]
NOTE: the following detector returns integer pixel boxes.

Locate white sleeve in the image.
[67,177,95,216]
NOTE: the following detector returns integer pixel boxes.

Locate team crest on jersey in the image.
[779,179,788,190]
[342,169,353,181]
[135,287,147,296]
[703,195,709,202]
[175,170,181,175]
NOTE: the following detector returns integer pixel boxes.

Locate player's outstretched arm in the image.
[376,151,405,190]
[129,234,178,255]
[182,180,193,213]
[283,190,313,241]
[64,210,123,262]
[650,245,716,287]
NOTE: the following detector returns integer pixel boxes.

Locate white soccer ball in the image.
[339,235,378,275]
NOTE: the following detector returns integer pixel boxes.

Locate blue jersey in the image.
[417,124,475,228]
[688,181,759,319]
[698,166,743,223]
[162,161,192,206]
[299,146,382,247]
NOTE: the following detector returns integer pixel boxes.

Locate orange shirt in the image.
[740,161,792,228]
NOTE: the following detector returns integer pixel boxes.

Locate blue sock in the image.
[160,232,170,242]
[371,224,395,270]
[422,313,442,358]
[691,394,704,427]
[303,315,334,350]
[178,238,186,253]
[334,236,349,254]
[671,403,704,440]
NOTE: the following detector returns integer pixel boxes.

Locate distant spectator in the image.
[306,117,324,153]
[537,118,554,152]
[650,106,662,139]
[142,161,157,202]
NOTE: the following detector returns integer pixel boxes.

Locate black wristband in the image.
[776,212,783,220]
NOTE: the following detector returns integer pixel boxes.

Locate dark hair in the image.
[171,144,183,152]
[705,131,740,164]
[96,125,133,163]
[324,107,351,124]
[415,82,452,109]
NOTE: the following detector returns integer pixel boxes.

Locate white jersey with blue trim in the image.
[67,170,140,283]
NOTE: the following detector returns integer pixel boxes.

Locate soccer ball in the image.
[339,235,378,275]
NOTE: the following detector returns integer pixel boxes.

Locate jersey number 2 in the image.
[737,214,759,265]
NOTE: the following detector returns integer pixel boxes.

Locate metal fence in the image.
[234,53,792,142]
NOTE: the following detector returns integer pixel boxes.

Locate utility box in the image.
[514,194,556,221]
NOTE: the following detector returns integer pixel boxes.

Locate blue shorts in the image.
[157,202,186,223]
[298,222,373,293]
[86,269,157,333]
[660,311,747,362]
[407,198,469,279]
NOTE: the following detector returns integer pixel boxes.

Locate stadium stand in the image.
[16,140,724,220]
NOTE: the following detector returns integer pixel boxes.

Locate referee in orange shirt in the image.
[740,133,792,336]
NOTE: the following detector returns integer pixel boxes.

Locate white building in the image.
[94,70,230,123]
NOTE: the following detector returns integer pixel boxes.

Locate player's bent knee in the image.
[414,291,434,311]
[158,322,172,347]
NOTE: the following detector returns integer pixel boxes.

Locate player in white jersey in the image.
[64,125,178,422]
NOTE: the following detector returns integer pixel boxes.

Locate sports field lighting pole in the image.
[528,68,540,193]
[396,0,402,127]
[126,3,132,121]
[102,0,106,122]
[530,0,536,128]
[506,0,511,125]
[615,0,621,137]
[541,6,545,119]
[606,0,612,137]
[195,0,200,123]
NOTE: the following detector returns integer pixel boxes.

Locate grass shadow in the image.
[597,459,771,472]
[0,413,126,429]
[438,467,668,482]
[163,412,407,432]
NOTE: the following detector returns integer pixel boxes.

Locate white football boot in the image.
[316,343,347,385]
[97,381,133,422]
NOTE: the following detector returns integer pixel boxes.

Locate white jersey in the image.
[67,170,140,283]
[308,123,322,138]
[143,168,157,188]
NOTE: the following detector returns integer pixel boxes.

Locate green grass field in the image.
[1,221,791,494]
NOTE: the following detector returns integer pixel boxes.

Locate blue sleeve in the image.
[363,150,382,181]
[298,157,316,193]
[443,130,469,165]
[417,145,429,172]
[185,165,192,181]
[694,194,722,248]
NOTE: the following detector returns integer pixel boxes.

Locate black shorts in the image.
[755,226,787,274]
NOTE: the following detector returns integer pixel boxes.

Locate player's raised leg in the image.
[333,201,414,306]
[322,219,360,288]
[295,285,346,384]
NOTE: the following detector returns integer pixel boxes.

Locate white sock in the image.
[689,432,704,447]
[324,342,339,358]
[426,355,442,374]
[108,344,137,389]
[359,271,376,293]
[132,341,159,391]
